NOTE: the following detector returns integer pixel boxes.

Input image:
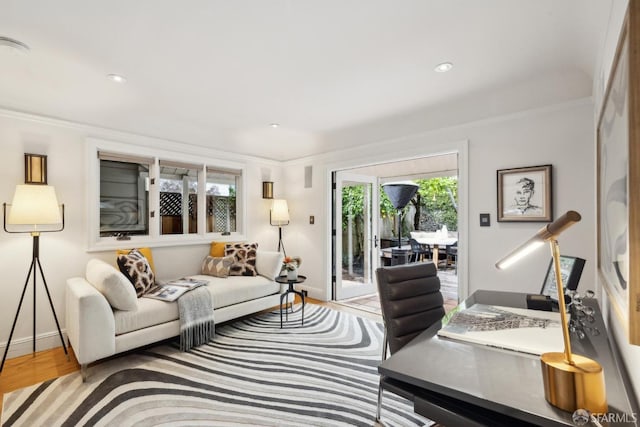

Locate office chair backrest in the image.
[376,262,445,355]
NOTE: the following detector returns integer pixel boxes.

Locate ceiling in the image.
[348,153,458,181]
[0,1,612,161]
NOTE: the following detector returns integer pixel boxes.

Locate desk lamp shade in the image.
[495,211,607,414]
[8,184,62,227]
[270,199,290,226]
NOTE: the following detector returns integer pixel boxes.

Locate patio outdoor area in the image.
[337,265,459,315]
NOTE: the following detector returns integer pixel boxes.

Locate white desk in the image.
[410,232,457,269]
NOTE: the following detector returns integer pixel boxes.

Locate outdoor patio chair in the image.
[409,238,431,262]
[446,243,458,273]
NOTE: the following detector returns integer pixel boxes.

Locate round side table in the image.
[275,275,306,328]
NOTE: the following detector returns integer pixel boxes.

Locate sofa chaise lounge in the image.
[66,249,285,380]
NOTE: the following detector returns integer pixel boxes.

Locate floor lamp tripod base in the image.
[541,352,607,414]
[0,234,68,373]
[277,226,286,257]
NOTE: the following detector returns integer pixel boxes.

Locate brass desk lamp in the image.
[496,211,607,414]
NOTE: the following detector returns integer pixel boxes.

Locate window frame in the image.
[87,138,247,251]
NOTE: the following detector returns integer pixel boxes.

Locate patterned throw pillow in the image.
[201,255,235,277]
[117,249,155,297]
[225,242,258,276]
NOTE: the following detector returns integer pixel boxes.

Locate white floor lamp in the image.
[270,199,289,257]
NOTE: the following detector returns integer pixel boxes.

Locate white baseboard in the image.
[296,285,326,301]
[0,329,68,360]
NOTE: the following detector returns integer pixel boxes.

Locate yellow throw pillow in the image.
[210,241,244,257]
[209,241,228,257]
[116,247,155,274]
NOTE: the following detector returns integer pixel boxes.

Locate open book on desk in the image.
[143,278,209,302]
[437,304,565,356]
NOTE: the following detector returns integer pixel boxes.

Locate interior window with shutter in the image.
[99,152,153,237]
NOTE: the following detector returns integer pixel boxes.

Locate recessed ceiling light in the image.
[0,36,30,55]
[270,123,280,128]
[434,62,453,73]
[107,73,127,83]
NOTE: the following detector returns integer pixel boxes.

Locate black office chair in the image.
[409,238,431,263]
[375,262,445,423]
[376,263,525,426]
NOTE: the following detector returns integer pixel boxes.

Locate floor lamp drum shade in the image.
[270,199,290,226]
[8,185,62,227]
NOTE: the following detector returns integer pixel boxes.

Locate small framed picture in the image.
[497,164,552,222]
[540,256,586,300]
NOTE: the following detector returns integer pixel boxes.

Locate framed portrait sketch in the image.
[497,164,552,222]
[540,256,586,301]
[597,3,640,345]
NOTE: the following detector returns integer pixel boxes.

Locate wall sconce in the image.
[262,181,274,199]
[24,154,47,184]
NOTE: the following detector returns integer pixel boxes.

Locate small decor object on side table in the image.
[283,256,302,280]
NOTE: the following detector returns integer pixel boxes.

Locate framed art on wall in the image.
[597,2,640,345]
[497,164,552,222]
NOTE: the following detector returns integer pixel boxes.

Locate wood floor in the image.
[0,298,378,418]
[0,345,80,418]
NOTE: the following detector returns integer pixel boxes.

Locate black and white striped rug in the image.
[2,305,431,426]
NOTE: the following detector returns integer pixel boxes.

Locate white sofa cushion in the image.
[114,297,179,335]
[86,259,138,311]
[113,274,281,335]
[255,250,284,280]
[192,274,282,309]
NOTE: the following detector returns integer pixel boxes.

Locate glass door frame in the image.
[333,171,379,300]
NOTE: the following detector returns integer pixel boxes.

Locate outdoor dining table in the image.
[410,232,457,269]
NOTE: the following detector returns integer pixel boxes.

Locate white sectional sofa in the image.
[66,250,285,379]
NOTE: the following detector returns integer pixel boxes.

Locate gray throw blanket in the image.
[178,286,215,351]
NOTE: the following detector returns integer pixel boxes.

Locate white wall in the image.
[282,99,596,301]
[0,110,282,358]
[283,95,640,406]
